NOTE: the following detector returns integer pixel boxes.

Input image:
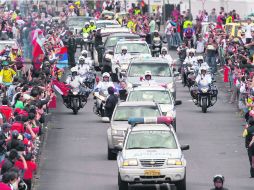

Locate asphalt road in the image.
[36,51,254,190]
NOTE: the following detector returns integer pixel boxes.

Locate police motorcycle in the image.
[63,68,88,114]
[151,30,162,57]
[93,72,114,117]
[190,67,218,113]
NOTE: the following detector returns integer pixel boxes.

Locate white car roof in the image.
[130,124,172,131]
[130,86,168,91]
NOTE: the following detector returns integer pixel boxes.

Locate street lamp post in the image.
[189,0,191,12]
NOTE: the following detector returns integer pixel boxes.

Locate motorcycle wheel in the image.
[72,99,79,115]
[202,98,207,113]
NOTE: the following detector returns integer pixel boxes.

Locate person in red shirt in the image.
[0,98,13,122]
[15,153,37,190]
[10,115,25,134]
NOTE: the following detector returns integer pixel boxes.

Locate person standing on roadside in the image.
[244,117,254,178]
[67,31,76,67]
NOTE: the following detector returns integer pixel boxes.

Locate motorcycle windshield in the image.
[70,80,80,89]
[198,79,209,89]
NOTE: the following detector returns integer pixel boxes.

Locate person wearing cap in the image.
[159,47,173,66]
[94,28,103,64]
[0,61,16,86]
[114,46,132,65]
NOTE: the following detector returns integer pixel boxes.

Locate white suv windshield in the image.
[126,131,177,149]
[113,106,160,121]
[128,63,171,77]
[115,43,149,54]
[128,90,172,104]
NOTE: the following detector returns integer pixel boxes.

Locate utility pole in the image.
[148,0,150,15]
[163,0,166,24]
[189,0,191,12]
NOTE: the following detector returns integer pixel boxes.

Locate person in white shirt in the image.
[159,47,173,66]
[94,72,115,93]
[74,56,90,81]
[141,71,157,86]
[114,46,132,64]
[195,36,205,54]
[195,66,212,85]
[183,48,197,66]
[244,18,253,44]
[65,67,83,85]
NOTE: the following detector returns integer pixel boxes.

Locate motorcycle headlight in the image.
[122,158,138,166]
[201,88,208,93]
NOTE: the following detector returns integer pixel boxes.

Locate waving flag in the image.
[32,36,45,70]
[51,79,70,96]
[55,47,68,69]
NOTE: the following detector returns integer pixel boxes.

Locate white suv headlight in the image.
[123,158,138,166]
[167,159,183,166]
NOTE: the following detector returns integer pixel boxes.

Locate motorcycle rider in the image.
[182,49,197,86]
[152,30,162,55]
[195,66,212,85]
[81,50,93,66]
[75,56,90,79]
[141,71,157,86]
[89,20,97,31]
[159,47,173,66]
[195,56,209,75]
[210,175,228,190]
[81,22,91,35]
[105,86,118,119]
[94,72,115,93]
[94,72,115,115]
[114,46,132,64]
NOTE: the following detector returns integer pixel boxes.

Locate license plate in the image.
[144,170,160,176]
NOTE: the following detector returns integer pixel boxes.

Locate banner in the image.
[55,47,68,69]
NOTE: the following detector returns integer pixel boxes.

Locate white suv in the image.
[116,117,189,190]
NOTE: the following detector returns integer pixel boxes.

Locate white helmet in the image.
[71,67,78,73]
[121,46,128,51]
[90,20,95,24]
[145,70,152,76]
[161,47,167,53]
[79,56,85,61]
[102,72,110,78]
[81,50,88,55]
[197,56,204,61]
[188,48,195,54]
[85,22,89,26]
[200,66,207,72]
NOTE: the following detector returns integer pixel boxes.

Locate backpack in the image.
[185,28,193,38]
